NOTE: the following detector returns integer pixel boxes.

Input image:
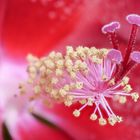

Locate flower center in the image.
[22,13,140,126]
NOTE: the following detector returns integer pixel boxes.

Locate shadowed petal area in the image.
[17,114,71,140]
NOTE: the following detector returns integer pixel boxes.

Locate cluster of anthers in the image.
[24,14,140,126]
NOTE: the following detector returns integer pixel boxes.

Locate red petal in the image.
[1,0,84,59]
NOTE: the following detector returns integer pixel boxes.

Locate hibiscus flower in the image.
[1,0,140,140]
[0,0,89,139]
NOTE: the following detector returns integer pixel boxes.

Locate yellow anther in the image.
[92,56,102,64]
[79,62,87,70]
[70,71,76,79]
[73,109,80,117]
[75,60,82,66]
[50,90,58,98]
[99,48,108,57]
[116,116,123,123]
[48,51,56,59]
[87,97,94,106]
[76,46,84,53]
[83,47,90,54]
[56,59,64,68]
[75,82,83,89]
[44,59,55,69]
[108,116,117,126]
[121,77,129,86]
[65,59,73,67]
[79,99,87,105]
[90,114,97,121]
[66,46,74,55]
[51,77,58,84]
[64,100,72,106]
[45,86,51,93]
[55,69,63,76]
[34,85,41,94]
[28,66,37,73]
[46,69,53,74]
[63,85,70,91]
[27,78,34,84]
[123,84,132,92]
[90,47,98,55]
[64,96,74,106]
[27,54,38,63]
[39,78,46,85]
[72,52,78,58]
[35,62,42,69]
[59,89,67,97]
[67,95,74,101]
[56,52,63,59]
[131,92,139,102]
[39,65,46,72]
[79,52,86,60]
[99,118,107,126]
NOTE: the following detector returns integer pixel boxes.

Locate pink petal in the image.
[101,21,120,34]
[17,114,69,140]
[126,14,140,26]
[130,51,140,63]
[107,49,122,64]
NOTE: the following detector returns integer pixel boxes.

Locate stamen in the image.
[121,76,129,86]
[131,92,139,102]
[73,109,80,117]
[123,84,132,92]
[102,22,120,49]
[116,116,123,123]
[24,13,140,126]
[108,116,117,126]
[73,102,88,117]
[90,113,97,121]
[99,118,107,126]
[90,104,98,121]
